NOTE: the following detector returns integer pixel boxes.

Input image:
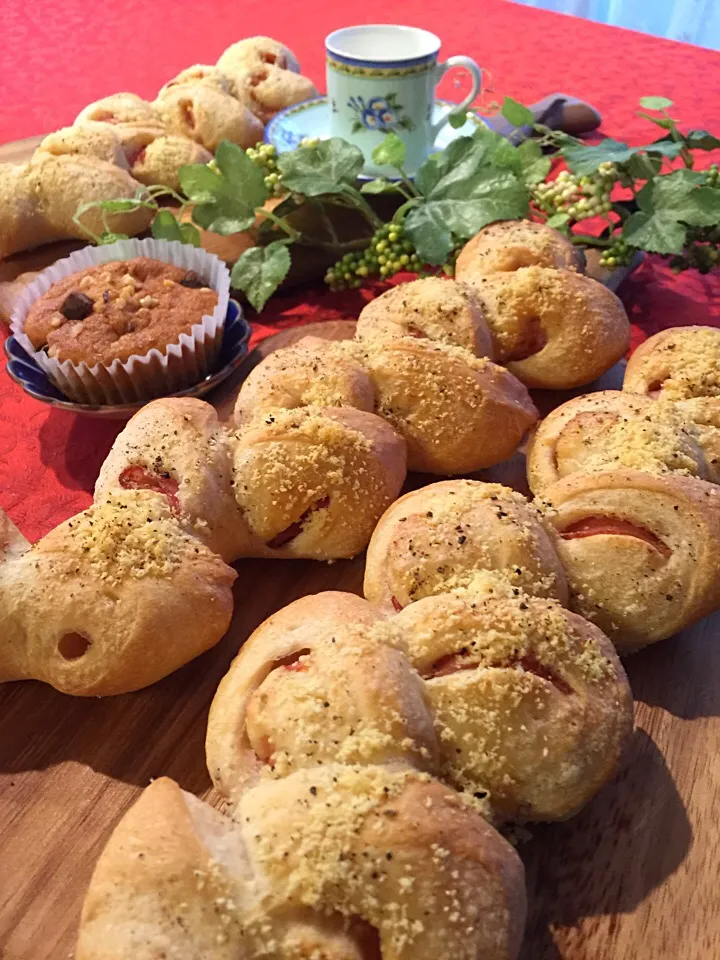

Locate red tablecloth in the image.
[1,0,719,542]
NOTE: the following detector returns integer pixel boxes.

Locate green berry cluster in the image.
[599,235,635,269]
[246,142,284,196]
[325,223,422,291]
[532,162,617,221]
[668,224,720,274]
[706,163,719,187]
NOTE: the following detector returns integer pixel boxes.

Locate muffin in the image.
[24,258,218,365]
[12,238,230,405]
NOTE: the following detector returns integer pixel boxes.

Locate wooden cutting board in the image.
[1,137,718,960]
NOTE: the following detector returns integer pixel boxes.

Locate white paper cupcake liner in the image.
[11,237,231,405]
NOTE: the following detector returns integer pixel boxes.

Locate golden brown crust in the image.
[206,592,439,800]
[673,396,720,484]
[364,480,568,614]
[95,398,255,561]
[23,257,218,365]
[36,124,129,168]
[360,338,537,474]
[623,325,720,400]
[526,390,710,494]
[456,220,585,277]
[379,591,633,821]
[129,135,212,191]
[75,93,162,128]
[234,336,375,427]
[154,83,264,152]
[157,64,232,98]
[539,469,720,651]
[0,491,236,695]
[78,770,526,960]
[355,277,494,359]
[232,406,407,560]
[463,266,630,389]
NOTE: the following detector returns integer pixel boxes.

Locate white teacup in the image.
[326,24,483,176]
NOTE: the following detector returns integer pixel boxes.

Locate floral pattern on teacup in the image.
[347,94,415,134]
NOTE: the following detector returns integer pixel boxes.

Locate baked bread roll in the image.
[673,397,720,485]
[95,398,254,562]
[381,590,633,820]
[361,338,537,474]
[35,124,129,168]
[461,266,630,389]
[623,325,720,400]
[217,36,302,78]
[207,594,439,799]
[128,135,212,190]
[75,92,163,128]
[0,491,236,696]
[234,336,375,427]
[154,83,264,152]
[207,591,385,799]
[526,390,710,494]
[539,470,720,651]
[364,480,568,613]
[232,406,407,560]
[77,769,526,960]
[157,64,232,98]
[355,276,494,359]
[456,219,585,277]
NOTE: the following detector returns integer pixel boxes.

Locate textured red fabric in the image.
[1,0,719,542]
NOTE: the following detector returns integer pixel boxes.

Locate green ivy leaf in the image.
[546,211,571,230]
[278,138,364,195]
[639,96,674,110]
[151,209,184,242]
[685,130,720,150]
[623,210,686,254]
[448,111,468,130]
[179,221,202,247]
[637,169,720,225]
[231,241,292,312]
[562,138,636,174]
[403,207,454,265]
[360,178,404,195]
[501,96,535,128]
[414,137,479,197]
[214,140,268,210]
[371,132,406,169]
[191,201,256,236]
[637,112,677,130]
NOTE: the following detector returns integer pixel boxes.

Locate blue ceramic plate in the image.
[265,96,489,177]
[4,299,251,419]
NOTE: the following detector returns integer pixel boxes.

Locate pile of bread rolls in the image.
[76,313,720,956]
[0,37,317,259]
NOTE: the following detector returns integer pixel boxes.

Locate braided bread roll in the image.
[364,480,568,614]
[35,124,129,168]
[232,406,407,560]
[95,398,254,562]
[460,266,630,389]
[456,219,585,277]
[154,83,264,152]
[539,469,720,651]
[234,336,375,427]
[354,277,494,358]
[0,491,236,695]
[361,338,537,474]
[526,390,710,494]
[206,591,440,800]
[208,586,631,822]
[127,134,212,190]
[77,769,526,960]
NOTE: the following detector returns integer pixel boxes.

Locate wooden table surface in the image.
[1,137,719,960]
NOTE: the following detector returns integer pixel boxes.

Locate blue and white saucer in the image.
[265,96,490,179]
[3,300,251,419]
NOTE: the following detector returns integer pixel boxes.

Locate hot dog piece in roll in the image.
[540,470,720,652]
[232,406,407,560]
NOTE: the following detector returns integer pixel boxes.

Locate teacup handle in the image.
[431,56,483,138]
